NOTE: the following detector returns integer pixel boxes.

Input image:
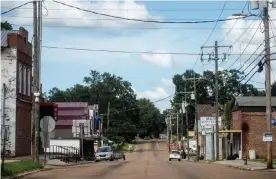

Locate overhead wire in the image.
[42,45,262,56]
[192,0,227,71]
[1,1,33,15]
[52,0,252,24]
[218,1,248,42]
[226,20,262,70]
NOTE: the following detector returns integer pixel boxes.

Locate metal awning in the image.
[218,130,242,133]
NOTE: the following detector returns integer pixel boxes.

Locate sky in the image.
[2,0,276,111]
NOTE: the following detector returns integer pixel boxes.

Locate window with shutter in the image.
[23,66,27,95]
[18,64,22,93]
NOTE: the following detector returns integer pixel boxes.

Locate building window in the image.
[23,66,27,95]
[18,64,22,93]
[27,69,31,96]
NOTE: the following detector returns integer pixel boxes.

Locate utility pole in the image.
[176,111,179,149]
[32,0,38,163]
[264,6,273,169]
[182,77,205,161]
[184,84,190,160]
[201,41,231,161]
[107,102,110,135]
[1,83,7,174]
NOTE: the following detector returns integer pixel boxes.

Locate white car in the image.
[95,146,114,162]
[169,150,181,161]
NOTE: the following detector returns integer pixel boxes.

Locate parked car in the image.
[169,150,181,161]
[95,146,114,162]
[95,146,125,162]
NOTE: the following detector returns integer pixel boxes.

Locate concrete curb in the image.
[225,165,276,172]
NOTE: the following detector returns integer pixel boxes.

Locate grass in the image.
[2,160,42,177]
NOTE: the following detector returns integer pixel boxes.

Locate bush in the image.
[2,160,42,177]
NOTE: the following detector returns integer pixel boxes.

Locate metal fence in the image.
[47,145,81,163]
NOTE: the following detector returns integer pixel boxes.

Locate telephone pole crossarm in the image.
[200,41,232,161]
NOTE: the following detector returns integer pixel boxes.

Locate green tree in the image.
[271,82,276,96]
[1,21,13,30]
[136,98,165,138]
[48,70,159,142]
[172,69,261,130]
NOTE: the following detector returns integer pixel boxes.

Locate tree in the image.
[271,82,276,96]
[1,21,13,30]
[47,70,166,142]
[136,98,165,138]
[172,69,261,130]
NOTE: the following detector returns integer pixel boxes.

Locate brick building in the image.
[53,102,99,138]
[197,104,224,159]
[1,27,33,156]
[232,96,276,159]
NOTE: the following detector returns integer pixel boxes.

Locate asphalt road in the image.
[23,141,276,179]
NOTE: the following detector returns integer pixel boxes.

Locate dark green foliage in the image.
[46,70,165,142]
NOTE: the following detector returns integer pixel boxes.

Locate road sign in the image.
[200,117,222,127]
[40,116,56,132]
[263,132,272,142]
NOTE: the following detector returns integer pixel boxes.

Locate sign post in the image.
[40,116,56,165]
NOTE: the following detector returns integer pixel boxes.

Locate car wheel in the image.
[95,160,99,162]
[169,158,171,161]
[178,159,181,161]
[123,156,126,160]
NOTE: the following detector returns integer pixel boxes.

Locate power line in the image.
[230,13,261,47]
[10,23,270,30]
[202,0,227,45]
[42,45,262,56]
[1,1,32,15]
[237,43,264,72]
[226,20,262,70]
[0,6,247,12]
[192,0,227,71]
[218,1,248,42]
[52,0,252,24]
[4,15,261,22]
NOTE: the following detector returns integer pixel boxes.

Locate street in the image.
[23,141,276,179]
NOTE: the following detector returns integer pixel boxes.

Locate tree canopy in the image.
[1,21,13,30]
[46,70,165,143]
[172,69,261,130]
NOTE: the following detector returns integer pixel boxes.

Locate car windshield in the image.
[97,147,111,153]
[172,151,180,154]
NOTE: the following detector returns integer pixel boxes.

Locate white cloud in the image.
[135,87,168,99]
[161,78,174,87]
[2,0,160,28]
[215,10,276,84]
[141,51,173,68]
[133,86,171,110]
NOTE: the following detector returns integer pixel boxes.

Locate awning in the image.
[218,130,242,133]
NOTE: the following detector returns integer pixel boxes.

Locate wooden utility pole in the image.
[263,6,273,169]
[107,102,110,135]
[182,77,205,161]
[1,83,7,174]
[31,0,38,162]
[201,41,231,161]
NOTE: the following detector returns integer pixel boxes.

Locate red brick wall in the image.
[16,100,32,156]
[232,110,276,158]
[8,27,33,156]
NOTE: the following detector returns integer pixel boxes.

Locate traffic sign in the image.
[263,132,272,142]
[40,116,56,132]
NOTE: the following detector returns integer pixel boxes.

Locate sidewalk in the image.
[214,160,276,172]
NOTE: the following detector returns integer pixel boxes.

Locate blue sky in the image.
[2,0,272,110]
